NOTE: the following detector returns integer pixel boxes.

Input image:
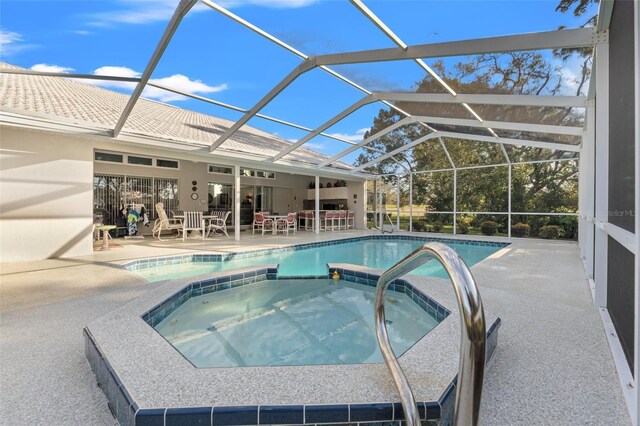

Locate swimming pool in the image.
[154,278,440,368]
[127,236,506,282]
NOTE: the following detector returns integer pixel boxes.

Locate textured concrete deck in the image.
[0,231,631,425]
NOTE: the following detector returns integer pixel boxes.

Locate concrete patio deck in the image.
[0,230,631,425]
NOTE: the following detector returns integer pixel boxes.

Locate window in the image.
[208,165,275,179]
[208,164,233,175]
[128,155,153,166]
[157,159,179,169]
[95,151,123,163]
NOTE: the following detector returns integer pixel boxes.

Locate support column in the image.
[396,176,400,230]
[234,165,240,241]
[453,169,457,235]
[378,180,383,233]
[594,43,610,308]
[508,164,512,239]
[409,173,413,232]
[315,175,320,234]
[583,102,596,280]
[633,4,640,422]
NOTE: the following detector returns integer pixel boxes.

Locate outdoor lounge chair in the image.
[152,202,183,241]
[206,211,231,238]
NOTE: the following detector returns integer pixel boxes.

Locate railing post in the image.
[409,173,413,232]
[508,164,512,240]
[374,242,486,426]
[453,169,457,235]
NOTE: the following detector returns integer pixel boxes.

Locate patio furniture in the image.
[303,210,315,231]
[152,202,183,241]
[323,210,337,231]
[337,210,347,230]
[206,211,231,238]
[95,225,116,250]
[182,211,205,241]
[347,210,355,229]
[275,212,297,235]
[253,212,274,235]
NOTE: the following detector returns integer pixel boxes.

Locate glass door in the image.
[240,185,254,226]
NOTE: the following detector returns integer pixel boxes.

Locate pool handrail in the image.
[374,242,486,426]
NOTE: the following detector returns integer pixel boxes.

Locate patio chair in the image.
[152,202,183,241]
[276,212,297,235]
[347,210,355,229]
[253,212,274,235]
[303,210,315,231]
[323,211,337,232]
[337,210,347,230]
[206,211,231,238]
[182,211,205,241]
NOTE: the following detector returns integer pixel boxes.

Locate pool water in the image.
[135,238,501,282]
[155,279,439,367]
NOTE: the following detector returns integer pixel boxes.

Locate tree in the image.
[355,1,589,233]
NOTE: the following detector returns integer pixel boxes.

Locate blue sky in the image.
[1,0,596,163]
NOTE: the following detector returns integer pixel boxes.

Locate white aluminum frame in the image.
[4,0,638,420]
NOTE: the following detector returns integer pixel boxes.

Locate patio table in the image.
[95,225,116,250]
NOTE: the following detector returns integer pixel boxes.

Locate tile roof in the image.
[0,63,352,169]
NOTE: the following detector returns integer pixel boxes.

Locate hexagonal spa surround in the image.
[84,264,501,426]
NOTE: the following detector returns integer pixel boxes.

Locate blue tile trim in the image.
[86,325,445,426]
[349,403,394,422]
[259,405,304,425]
[135,408,165,426]
[141,267,276,327]
[305,404,349,424]
[86,281,500,426]
[121,235,508,272]
[329,267,451,323]
[213,406,258,426]
[165,407,212,426]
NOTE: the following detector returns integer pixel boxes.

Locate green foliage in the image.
[356,2,583,240]
[412,220,427,232]
[480,221,499,236]
[549,215,578,239]
[457,220,469,234]
[430,221,444,233]
[539,225,561,239]
[511,222,531,238]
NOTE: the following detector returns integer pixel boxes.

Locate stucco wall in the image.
[94,148,368,230]
[0,125,367,262]
[0,127,94,262]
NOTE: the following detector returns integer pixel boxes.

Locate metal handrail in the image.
[374,242,486,426]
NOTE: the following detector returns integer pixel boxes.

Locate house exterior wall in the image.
[93,146,367,230]
[0,126,94,262]
[0,125,367,261]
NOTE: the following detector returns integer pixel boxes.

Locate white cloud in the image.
[326,128,369,142]
[0,29,38,57]
[304,141,327,150]
[0,29,22,46]
[72,30,93,36]
[31,63,75,73]
[85,0,317,27]
[219,0,319,8]
[85,65,228,102]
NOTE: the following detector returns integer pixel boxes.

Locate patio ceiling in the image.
[0,0,609,176]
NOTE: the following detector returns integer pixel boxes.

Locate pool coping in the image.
[120,234,508,273]
[85,263,501,426]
